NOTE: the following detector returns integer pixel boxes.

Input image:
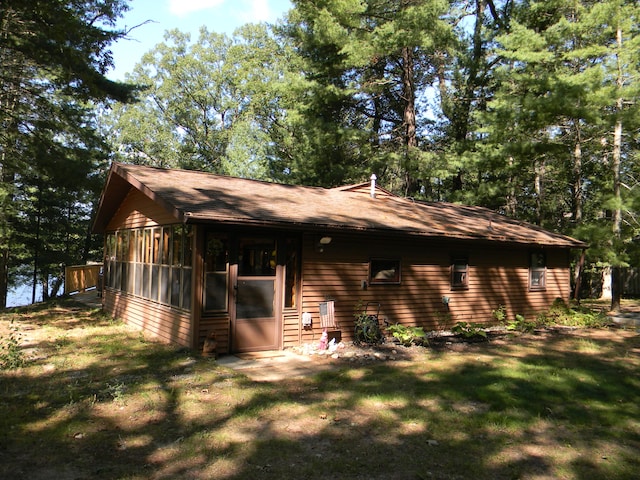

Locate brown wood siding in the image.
[106,189,178,232]
[298,233,571,343]
[198,315,231,355]
[283,307,302,349]
[104,289,192,347]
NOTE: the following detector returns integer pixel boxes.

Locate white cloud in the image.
[168,0,226,17]
[239,0,272,23]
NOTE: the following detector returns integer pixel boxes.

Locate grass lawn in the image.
[1,299,639,480]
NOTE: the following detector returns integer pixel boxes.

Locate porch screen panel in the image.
[182,269,192,310]
[204,273,228,311]
[236,279,275,319]
[151,265,159,301]
[160,265,171,304]
[171,268,181,307]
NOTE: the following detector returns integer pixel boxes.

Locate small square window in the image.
[529,251,546,291]
[370,258,401,284]
[451,256,469,289]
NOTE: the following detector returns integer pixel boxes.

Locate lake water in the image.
[7,283,44,308]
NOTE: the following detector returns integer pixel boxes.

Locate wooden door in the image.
[232,237,279,352]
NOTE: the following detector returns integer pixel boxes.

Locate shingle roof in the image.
[93,162,586,248]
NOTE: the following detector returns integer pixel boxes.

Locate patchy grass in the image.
[1,299,639,480]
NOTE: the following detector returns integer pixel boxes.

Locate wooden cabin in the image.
[92,162,586,354]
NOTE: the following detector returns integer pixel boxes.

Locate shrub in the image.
[538,298,609,328]
[451,321,487,339]
[353,306,384,345]
[386,324,427,347]
[492,305,507,323]
[1,319,26,370]
[506,314,537,333]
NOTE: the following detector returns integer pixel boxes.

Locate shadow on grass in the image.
[1,302,639,479]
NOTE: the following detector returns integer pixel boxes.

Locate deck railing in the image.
[64,264,103,295]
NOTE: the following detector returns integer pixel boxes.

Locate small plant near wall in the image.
[492,305,507,323]
[451,321,488,340]
[433,312,452,332]
[386,324,427,347]
[505,314,537,333]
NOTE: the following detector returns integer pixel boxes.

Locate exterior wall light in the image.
[316,236,332,253]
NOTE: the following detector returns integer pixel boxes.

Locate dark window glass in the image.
[285,238,299,308]
[204,234,229,312]
[451,257,469,289]
[370,259,401,284]
[529,252,546,290]
[239,239,276,276]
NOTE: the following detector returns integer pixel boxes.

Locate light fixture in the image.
[319,236,332,245]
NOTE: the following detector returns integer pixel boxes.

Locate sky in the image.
[107,0,292,80]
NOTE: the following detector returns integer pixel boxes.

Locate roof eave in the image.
[183,213,587,249]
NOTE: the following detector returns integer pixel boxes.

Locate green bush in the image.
[451,321,487,339]
[386,324,427,347]
[505,314,537,333]
[1,319,26,370]
[492,305,507,323]
[353,308,384,345]
[538,298,609,328]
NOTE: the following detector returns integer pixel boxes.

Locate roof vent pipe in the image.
[370,174,377,198]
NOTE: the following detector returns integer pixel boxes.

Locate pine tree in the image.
[0,0,138,307]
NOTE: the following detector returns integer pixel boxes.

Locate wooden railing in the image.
[64,264,103,295]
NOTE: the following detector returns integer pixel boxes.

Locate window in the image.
[529,251,546,291]
[104,225,193,311]
[369,258,401,284]
[204,234,229,312]
[284,238,299,308]
[451,256,469,289]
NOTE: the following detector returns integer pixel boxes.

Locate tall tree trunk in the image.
[534,159,544,226]
[31,186,42,304]
[572,121,583,223]
[610,22,624,313]
[505,156,517,217]
[402,46,417,196]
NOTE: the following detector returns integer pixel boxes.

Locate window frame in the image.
[529,251,547,291]
[369,258,401,285]
[450,255,469,290]
[203,234,230,313]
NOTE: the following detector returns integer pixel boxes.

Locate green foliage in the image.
[386,324,427,347]
[491,305,507,323]
[353,305,384,345]
[505,314,538,333]
[451,321,488,339]
[107,24,302,179]
[0,0,137,306]
[0,320,26,370]
[503,299,610,332]
[537,298,610,328]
